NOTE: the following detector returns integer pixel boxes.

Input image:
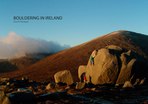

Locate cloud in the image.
[0,32,70,59]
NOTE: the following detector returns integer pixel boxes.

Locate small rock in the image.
[46,82,55,90]
[115,83,120,87]
[133,79,140,86]
[139,78,146,85]
[122,81,133,88]
[65,86,70,90]
[91,88,96,91]
[0,78,9,83]
[75,82,85,90]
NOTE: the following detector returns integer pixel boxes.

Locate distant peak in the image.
[110,30,131,35]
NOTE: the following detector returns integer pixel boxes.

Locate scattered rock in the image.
[54,70,74,85]
[46,82,55,90]
[122,81,133,88]
[91,88,96,91]
[139,78,146,85]
[75,82,85,90]
[17,88,32,92]
[133,79,140,86]
[0,78,9,83]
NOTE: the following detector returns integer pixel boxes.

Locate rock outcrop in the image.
[54,70,74,85]
[78,45,147,85]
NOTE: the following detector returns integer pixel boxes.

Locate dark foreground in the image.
[0,78,148,104]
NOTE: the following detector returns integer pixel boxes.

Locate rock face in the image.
[54,70,74,85]
[86,48,120,85]
[116,50,136,84]
[78,45,147,85]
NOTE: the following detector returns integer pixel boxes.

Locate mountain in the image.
[1,30,148,82]
[0,59,17,72]
[0,53,51,73]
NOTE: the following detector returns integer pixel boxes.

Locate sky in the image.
[0,0,148,46]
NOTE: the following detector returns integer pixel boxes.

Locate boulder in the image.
[116,50,136,84]
[86,48,119,85]
[116,50,146,84]
[78,65,86,81]
[106,45,122,51]
[54,70,74,85]
[75,82,85,90]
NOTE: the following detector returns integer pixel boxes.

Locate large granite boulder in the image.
[54,70,74,85]
[116,50,147,85]
[85,48,120,85]
[79,45,147,85]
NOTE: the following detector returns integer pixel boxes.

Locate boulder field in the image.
[78,45,148,85]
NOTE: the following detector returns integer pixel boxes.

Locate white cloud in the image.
[0,32,70,59]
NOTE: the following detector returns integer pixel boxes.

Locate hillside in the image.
[0,53,50,73]
[0,60,17,72]
[1,30,148,82]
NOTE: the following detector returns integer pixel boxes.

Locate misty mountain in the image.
[0,53,51,73]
